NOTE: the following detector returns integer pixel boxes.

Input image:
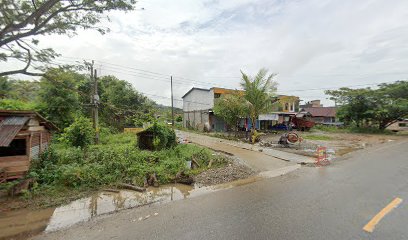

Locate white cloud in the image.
[4,0,408,107]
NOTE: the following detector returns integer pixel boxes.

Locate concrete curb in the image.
[258,165,301,178]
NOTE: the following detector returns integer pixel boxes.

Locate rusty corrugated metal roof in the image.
[0,116,29,147]
[0,110,58,131]
[303,107,337,117]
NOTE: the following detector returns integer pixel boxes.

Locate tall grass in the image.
[29,133,226,190]
[313,125,395,135]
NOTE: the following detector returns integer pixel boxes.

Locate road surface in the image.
[33,139,408,240]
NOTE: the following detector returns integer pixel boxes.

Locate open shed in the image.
[0,110,58,181]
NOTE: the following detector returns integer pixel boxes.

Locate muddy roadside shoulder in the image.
[257,130,407,163]
[0,154,257,240]
[194,155,257,186]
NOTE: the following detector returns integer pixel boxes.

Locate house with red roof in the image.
[301,106,337,124]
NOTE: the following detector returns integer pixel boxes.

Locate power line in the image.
[52,58,236,89]
[48,55,405,95]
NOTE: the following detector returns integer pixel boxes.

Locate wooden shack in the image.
[0,110,58,181]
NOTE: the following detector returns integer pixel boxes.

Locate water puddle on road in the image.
[0,179,260,240]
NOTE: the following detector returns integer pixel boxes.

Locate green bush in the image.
[61,116,95,148]
[141,122,177,150]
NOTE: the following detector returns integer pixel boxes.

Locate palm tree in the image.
[240,68,278,142]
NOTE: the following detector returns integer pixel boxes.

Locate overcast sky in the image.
[12,0,408,107]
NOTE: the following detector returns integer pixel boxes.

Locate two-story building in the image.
[182,87,244,131]
[182,86,301,132]
[256,95,300,131]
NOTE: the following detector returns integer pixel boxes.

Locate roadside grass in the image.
[313,125,395,135]
[1,132,228,209]
[302,134,333,141]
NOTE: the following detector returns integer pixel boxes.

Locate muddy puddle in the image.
[0,178,260,240]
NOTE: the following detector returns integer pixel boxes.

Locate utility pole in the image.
[93,69,100,144]
[89,61,94,120]
[171,75,174,128]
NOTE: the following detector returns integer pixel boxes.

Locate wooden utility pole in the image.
[171,75,174,128]
[93,69,100,144]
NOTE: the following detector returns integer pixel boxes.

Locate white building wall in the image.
[183,89,214,112]
[182,88,215,130]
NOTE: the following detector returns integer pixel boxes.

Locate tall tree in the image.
[0,0,137,77]
[240,68,277,139]
[213,93,248,132]
[325,81,408,130]
[97,75,155,129]
[371,81,408,129]
[37,68,82,129]
[326,88,374,127]
[8,79,40,101]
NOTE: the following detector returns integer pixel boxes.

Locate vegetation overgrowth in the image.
[302,134,333,141]
[143,123,177,150]
[30,132,225,188]
[325,81,408,130]
[0,130,227,209]
[313,125,395,135]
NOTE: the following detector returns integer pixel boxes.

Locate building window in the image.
[290,102,294,112]
[285,103,289,111]
[0,139,27,157]
[399,123,407,127]
[214,93,221,98]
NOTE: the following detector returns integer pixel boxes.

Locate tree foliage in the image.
[61,115,95,148]
[325,81,408,130]
[143,122,177,151]
[213,93,248,131]
[0,76,12,98]
[0,98,36,110]
[240,68,278,132]
[0,0,137,77]
[97,75,154,129]
[37,68,83,129]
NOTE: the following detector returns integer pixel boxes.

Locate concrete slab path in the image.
[176,130,302,171]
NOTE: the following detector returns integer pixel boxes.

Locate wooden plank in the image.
[0,160,30,168]
[27,126,45,131]
[40,132,43,152]
[28,134,32,160]
[6,166,29,172]
[5,172,26,180]
[0,156,29,163]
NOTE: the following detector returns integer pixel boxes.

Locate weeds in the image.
[313,125,395,135]
[27,133,225,197]
[302,134,333,141]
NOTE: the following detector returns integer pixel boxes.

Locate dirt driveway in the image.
[258,130,407,158]
[176,130,301,173]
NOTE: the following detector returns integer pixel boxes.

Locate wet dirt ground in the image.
[0,155,256,240]
[0,176,265,240]
[258,130,406,159]
[31,140,408,240]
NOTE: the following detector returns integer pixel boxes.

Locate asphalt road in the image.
[34,139,408,240]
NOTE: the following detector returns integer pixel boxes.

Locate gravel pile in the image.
[194,161,256,186]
